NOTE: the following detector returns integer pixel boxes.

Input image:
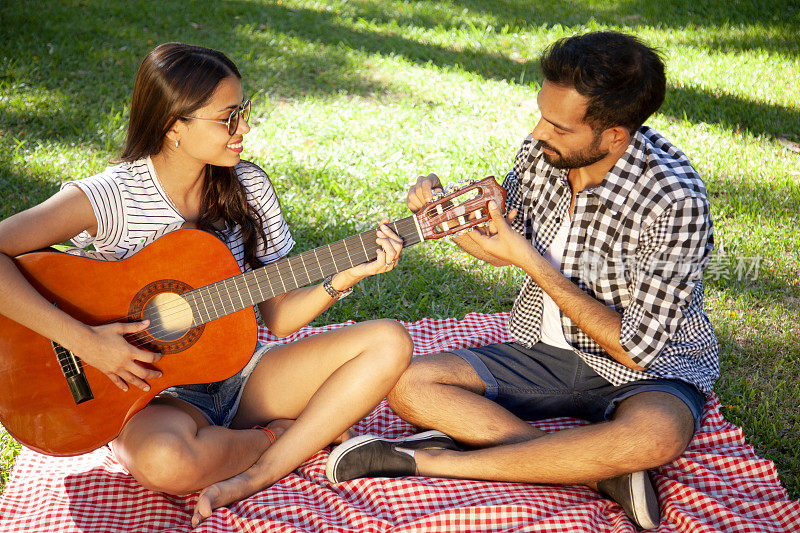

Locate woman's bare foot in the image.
[191,471,262,527]
[190,420,357,525]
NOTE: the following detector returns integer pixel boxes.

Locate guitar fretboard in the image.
[183,216,422,325]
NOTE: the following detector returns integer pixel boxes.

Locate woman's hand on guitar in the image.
[339,220,404,285]
[74,320,163,392]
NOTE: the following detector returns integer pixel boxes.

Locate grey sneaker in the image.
[596,470,660,530]
[326,430,458,483]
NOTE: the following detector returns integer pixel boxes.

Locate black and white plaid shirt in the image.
[503,126,719,394]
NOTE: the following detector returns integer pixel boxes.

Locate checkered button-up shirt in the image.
[503,126,719,394]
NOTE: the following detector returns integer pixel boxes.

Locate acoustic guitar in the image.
[0,178,505,456]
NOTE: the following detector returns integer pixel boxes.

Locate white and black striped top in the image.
[62,157,294,272]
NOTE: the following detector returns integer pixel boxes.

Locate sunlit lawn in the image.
[1,0,799,499]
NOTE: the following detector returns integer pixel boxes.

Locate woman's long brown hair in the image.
[120,42,269,269]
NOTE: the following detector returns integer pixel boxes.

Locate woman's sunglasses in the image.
[182,98,251,136]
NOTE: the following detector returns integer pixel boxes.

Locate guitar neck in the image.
[184,215,423,325]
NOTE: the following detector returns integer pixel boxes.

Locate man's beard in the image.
[541,134,608,169]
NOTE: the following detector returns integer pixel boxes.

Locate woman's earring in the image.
[175,139,180,149]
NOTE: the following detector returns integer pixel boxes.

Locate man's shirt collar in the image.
[575,129,645,214]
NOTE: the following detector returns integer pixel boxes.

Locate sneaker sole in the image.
[326,435,385,483]
[326,431,452,483]
[629,471,660,530]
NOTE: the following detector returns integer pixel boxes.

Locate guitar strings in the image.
[123,199,494,345]
[119,217,420,346]
[116,196,496,346]
[120,252,392,345]
[123,199,492,345]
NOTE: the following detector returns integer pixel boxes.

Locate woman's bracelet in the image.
[323,274,354,300]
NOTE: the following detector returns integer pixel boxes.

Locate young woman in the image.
[0,43,413,525]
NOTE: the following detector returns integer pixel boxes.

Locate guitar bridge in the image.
[51,340,93,404]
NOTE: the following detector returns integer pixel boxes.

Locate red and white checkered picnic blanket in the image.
[1,312,798,532]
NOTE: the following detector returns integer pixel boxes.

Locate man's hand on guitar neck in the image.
[406,173,446,214]
[459,199,526,267]
[406,173,517,266]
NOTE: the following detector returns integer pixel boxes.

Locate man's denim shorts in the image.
[159,340,274,427]
[451,341,706,433]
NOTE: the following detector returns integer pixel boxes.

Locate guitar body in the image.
[0,176,507,457]
[0,229,257,456]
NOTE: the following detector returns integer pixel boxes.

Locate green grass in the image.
[1,0,799,499]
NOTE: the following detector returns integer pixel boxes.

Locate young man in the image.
[325,31,718,530]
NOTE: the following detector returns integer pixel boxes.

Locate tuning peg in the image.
[449,228,470,240]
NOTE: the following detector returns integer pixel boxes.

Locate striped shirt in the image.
[62,157,294,272]
[503,126,719,394]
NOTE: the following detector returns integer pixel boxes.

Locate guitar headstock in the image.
[415,177,507,241]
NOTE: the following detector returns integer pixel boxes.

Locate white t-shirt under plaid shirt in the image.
[503,126,719,394]
[62,157,294,271]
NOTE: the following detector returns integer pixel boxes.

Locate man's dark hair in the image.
[539,31,666,133]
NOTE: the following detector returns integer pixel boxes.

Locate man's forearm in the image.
[451,201,646,371]
[517,247,645,371]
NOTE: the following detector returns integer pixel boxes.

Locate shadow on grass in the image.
[313,241,520,325]
[0,1,398,154]
[0,161,61,219]
[448,0,800,54]
[4,0,798,152]
[713,317,800,499]
[706,174,800,225]
[664,86,800,138]
[0,105,103,153]
[238,3,542,87]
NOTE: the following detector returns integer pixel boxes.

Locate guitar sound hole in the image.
[142,293,194,342]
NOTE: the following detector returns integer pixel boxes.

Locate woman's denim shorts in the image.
[159,340,274,427]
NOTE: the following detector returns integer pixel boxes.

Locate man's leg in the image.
[387,352,547,447]
[329,347,697,529]
[411,389,693,484]
[387,351,694,484]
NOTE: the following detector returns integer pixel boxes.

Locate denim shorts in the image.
[158,340,274,427]
[451,341,706,434]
